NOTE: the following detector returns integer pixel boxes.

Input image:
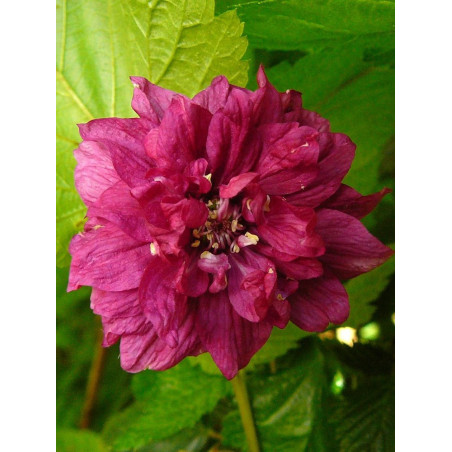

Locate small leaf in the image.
[102,361,231,450]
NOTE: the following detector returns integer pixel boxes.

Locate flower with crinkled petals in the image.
[68,66,393,379]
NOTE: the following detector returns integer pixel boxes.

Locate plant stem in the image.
[231,370,260,452]
[79,321,108,429]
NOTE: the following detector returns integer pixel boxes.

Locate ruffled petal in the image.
[320,184,391,219]
[219,172,259,199]
[130,76,178,123]
[316,209,394,279]
[120,309,201,372]
[274,257,324,280]
[257,196,325,258]
[79,118,154,187]
[193,75,232,114]
[74,141,120,206]
[68,222,150,292]
[88,180,153,242]
[288,132,355,207]
[145,95,212,172]
[228,248,276,322]
[198,251,231,293]
[251,65,284,124]
[290,271,349,331]
[255,122,319,195]
[206,88,259,184]
[196,290,273,379]
[138,255,188,347]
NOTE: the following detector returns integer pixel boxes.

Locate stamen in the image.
[191,240,201,248]
[150,242,157,255]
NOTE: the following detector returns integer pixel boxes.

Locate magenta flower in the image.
[68,67,393,379]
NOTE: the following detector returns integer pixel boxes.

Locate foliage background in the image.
[56,0,395,450]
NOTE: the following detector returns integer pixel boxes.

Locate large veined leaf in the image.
[222,340,329,451]
[330,376,395,451]
[216,0,395,51]
[102,361,231,450]
[56,0,248,266]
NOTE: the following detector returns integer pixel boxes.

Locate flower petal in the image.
[145,95,212,172]
[120,310,201,372]
[196,290,273,379]
[88,180,153,242]
[316,209,394,279]
[219,172,260,199]
[79,118,154,187]
[274,257,324,280]
[290,271,349,332]
[320,184,391,219]
[257,196,325,258]
[192,75,232,114]
[68,222,150,292]
[198,251,231,293]
[130,76,178,123]
[138,255,188,347]
[74,141,120,206]
[206,88,259,184]
[228,248,276,322]
[91,288,141,318]
[288,132,356,207]
[255,123,319,195]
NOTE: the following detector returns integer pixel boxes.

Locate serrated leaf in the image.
[57,429,108,452]
[222,340,328,451]
[330,376,395,452]
[217,0,394,51]
[102,361,230,450]
[56,0,248,266]
[344,253,394,328]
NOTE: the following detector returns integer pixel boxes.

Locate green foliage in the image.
[331,377,395,451]
[56,0,248,266]
[56,429,108,452]
[216,0,394,51]
[102,361,231,450]
[222,340,328,451]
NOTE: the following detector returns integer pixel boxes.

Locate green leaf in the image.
[135,424,210,452]
[330,376,395,451]
[344,253,394,328]
[56,0,248,266]
[216,0,395,51]
[56,429,108,452]
[102,361,231,450]
[222,339,329,451]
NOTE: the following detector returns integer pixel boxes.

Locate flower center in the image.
[191,198,258,253]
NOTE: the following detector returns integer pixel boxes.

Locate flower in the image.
[68,66,393,379]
